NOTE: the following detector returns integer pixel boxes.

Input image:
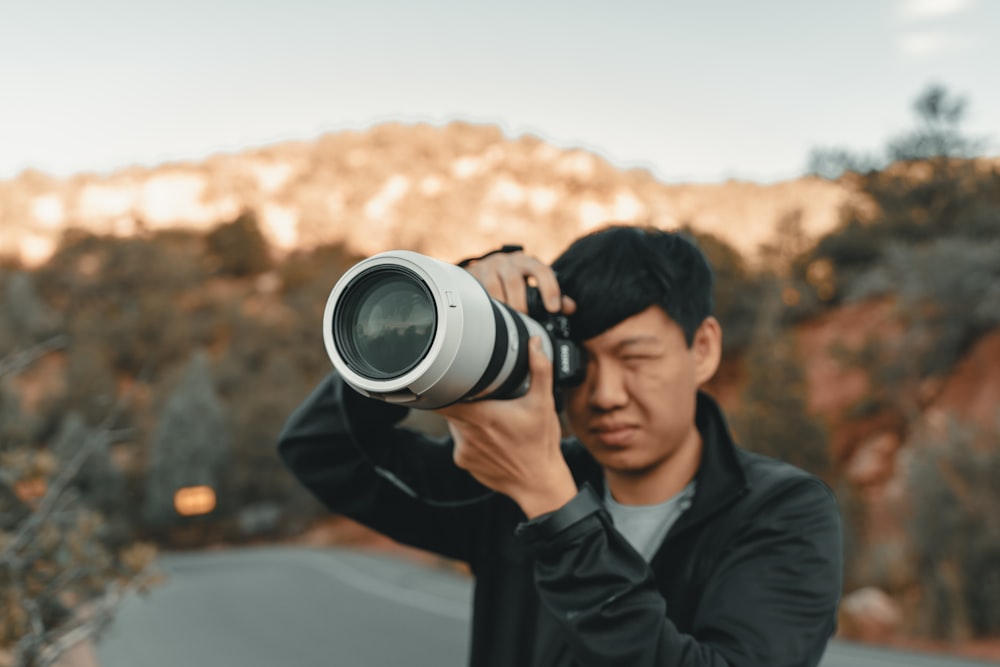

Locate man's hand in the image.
[462,248,575,316]
[436,337,578,519]
[438,248,578,517]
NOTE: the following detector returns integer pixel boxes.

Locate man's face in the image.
[563,306,721,477]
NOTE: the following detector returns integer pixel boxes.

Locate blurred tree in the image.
[50,413,130,544]
[729,290,830,478]
[801,84,1000,307]
[807,83,987,180]
[0,341,159,667]
[758,210,813,271]
[796,83,1000,428]
[886,85,984,162]
[211,297,329,537]
[62,340,119,425]
[277,242,363,325]
[3,273,62,342]
[807,147,881,181]
[34,229,210,378]
[16,230,345,545]
[143,352,229,530]
[848,239,1000,393]
[681,227,764,354]
[205,210,273,277]
[906,416,1000,640]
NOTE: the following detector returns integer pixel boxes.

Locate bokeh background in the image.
[2,1,999,665]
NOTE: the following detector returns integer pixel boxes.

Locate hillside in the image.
[0,121,851,268]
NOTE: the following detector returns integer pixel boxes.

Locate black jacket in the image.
[277,374,843,667]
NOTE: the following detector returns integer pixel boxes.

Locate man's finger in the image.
[464,251,564,315]
[499,267,528,313]
[524,263,563,313]
[560,295,577,315]
[526,336,554,398]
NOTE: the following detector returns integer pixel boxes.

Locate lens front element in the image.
[335,269,436,379]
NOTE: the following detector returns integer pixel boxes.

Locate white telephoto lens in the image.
[323,250,551,409]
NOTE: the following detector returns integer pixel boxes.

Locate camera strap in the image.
[456,244,524,268]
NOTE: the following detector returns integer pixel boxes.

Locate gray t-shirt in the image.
[603,481,697,562]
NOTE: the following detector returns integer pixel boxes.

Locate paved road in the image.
[97,546,995,667]
[97,546,471,667]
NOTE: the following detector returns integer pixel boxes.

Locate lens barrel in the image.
[323,250,552,409]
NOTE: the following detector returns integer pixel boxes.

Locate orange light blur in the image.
[781,286,801,307]
[173,485,217,516]
[15,478,47,503]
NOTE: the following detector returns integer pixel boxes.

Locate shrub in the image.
[205,210,273,277]
[0,343,159,667]
[681,227,764,354]
[729,291,830,478]
[143,352,229,529]
[906,416,1000,639]
[845,239,1000,388]
[801,85,1000,307]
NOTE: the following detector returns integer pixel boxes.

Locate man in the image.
[278,224,843,666]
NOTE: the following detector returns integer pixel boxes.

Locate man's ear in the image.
[692,316,722,386]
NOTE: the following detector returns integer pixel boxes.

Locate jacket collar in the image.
[663,391,748,540]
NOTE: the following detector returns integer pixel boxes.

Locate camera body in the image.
[323,250,585,409]
[526,286,585,390]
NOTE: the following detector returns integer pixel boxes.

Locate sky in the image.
[1,0,998,184]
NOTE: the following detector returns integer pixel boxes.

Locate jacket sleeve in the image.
[516,479,843,667]
[277,373,494,564]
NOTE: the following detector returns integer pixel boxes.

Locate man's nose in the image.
[588,362,628,411]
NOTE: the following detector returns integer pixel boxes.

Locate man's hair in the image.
[551,225,715,346]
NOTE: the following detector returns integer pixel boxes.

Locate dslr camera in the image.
[323,250,585,409]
